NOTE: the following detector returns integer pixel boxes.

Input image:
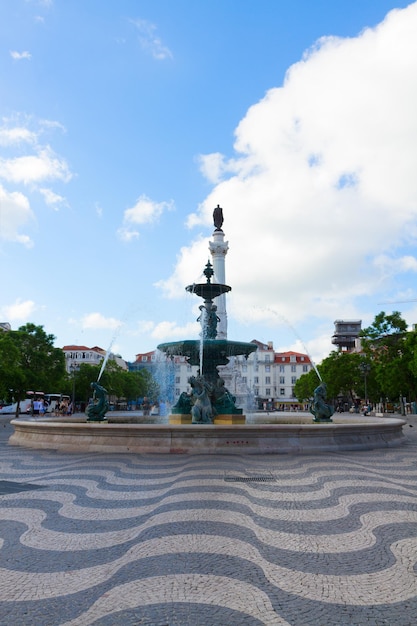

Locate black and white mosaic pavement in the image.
[1,416,417,625]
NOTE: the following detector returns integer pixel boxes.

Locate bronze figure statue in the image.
[87,381,109,422]
[310,382,334,423]
[213,204,224,231]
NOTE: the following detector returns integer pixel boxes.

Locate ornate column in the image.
[209,206,229,340]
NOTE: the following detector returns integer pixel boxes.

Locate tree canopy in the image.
[295,311,417,408]
[0,324,66,402]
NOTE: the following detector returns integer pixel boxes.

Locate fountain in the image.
[7,205,407,454]
[157,260,257,424]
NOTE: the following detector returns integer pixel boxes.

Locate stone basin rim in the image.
[10,415,406,429]
[8,415,406,455]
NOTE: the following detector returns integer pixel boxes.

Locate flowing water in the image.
[97,324,123,382]
[199,305,207,375]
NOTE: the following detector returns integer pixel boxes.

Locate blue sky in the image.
[1,0,416,365]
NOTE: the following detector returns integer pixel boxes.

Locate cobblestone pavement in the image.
[1,415,417,625]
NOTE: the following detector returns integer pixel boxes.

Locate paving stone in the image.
[0,416,417,624]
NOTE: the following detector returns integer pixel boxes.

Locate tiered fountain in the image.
[157,260,257,424]
[8,205,406,454]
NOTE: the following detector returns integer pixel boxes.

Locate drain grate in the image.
[224,471,276,483]
[0,480,44,495]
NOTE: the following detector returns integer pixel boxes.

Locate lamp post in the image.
[359,361,371,405]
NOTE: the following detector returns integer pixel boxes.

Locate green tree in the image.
[0,332,24,402]
[360,311,414,404]
[293,367,321,401]
[294,351,377,407]
[69,362,155,408]
[122,370,151,403]
[0,324,66,415]
[319,351,375,402]
[360,311,407,341]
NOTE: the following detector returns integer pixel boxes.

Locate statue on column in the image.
[213,205,224,231]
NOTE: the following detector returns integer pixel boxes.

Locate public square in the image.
[1,415,417,626]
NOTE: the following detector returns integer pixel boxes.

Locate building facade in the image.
[331,320,362,352]
[62,345,127,374]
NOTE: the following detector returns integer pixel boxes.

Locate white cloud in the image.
[0,118,71,245]
[10,51,32,61]
[155,237,211,298]
[81,313,122,331]
[150,320,200,342]
[0,184,34,247]
[130,18,173,60]
[117,227,139,242]
[95,202,103,218]
[197,153,227,185]
[0,127,37,146]
[39,187,67,209]
[0,146,72,185]
[118,194,174,241]
[1,299,36,321]
[161,3,417,337]
[373,254,417,278]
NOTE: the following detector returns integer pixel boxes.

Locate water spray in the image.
[97,323,124,382]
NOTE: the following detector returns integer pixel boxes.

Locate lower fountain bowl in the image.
[8,414,406,454]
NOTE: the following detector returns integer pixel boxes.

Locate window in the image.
[175,388,181,397]
[242,377,247,384]
[281,357,285,362]
[265,354,270,362]
[175,377,180,384]
[290,355,296,363]
[291,376,297,384]
[280,388,285,395]
[279,376,285,384]
[265,376,271,384]
[265,388,271,396]
[291,365,296,372]
[142,356,148,362]
[254,388,259,395]
[279,365,285,372]
[254,377,259,384]
[242,364,247,372]
[302,365,308,372]
[265,365,270,372]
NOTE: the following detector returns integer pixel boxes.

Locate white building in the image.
[62,345,127,373]
[230,341,313,409]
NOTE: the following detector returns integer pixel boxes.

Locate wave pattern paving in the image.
[1,425,417,625]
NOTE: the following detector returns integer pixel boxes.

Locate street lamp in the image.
[359,361,371,405]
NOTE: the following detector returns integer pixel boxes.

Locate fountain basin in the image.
[157,338,257,366]
[9,415,406,454]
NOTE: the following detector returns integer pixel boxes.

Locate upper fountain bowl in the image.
[186,260,231,301]
[186,282,231,300]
